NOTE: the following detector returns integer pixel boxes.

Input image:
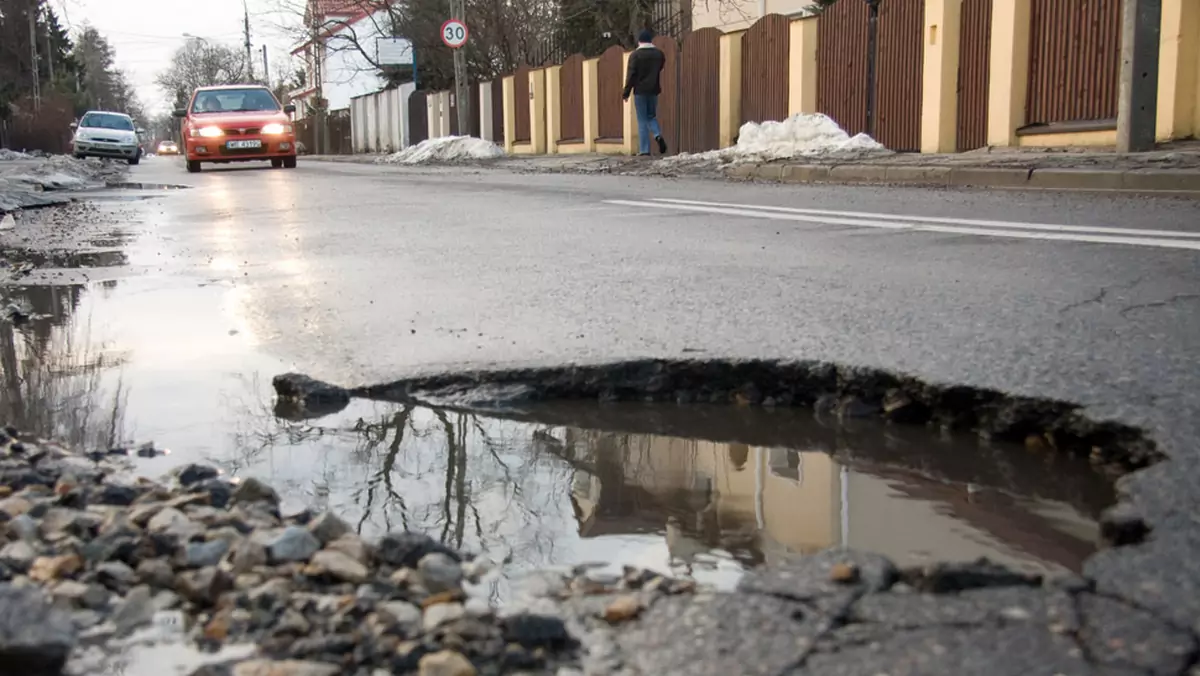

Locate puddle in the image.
[105,182,192,191]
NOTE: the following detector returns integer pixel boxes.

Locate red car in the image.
[174,85,298,173]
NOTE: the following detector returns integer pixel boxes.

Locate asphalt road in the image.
[126,156,1200,428]
[9,154,1200,673]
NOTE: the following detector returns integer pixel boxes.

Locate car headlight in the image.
[261,123,291,135]
[196,126,224,138]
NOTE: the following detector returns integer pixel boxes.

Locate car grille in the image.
[93,137,121,143]
[223,127,261,136]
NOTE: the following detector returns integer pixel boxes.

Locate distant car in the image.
[71,111,144,165]
[173,85,298,173]
[157,140,180,155]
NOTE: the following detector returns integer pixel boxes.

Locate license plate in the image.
[226,140,262,150]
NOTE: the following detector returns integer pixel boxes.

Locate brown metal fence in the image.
[327,111,353,154]
[596,45,626,141]
[491,79,505,145]
[409,91,429,145]
[817,0,870,136]
[653,36,680,153]
[4,93,75,154]
[1026,0,1122,125]
[957,0,993,150]
[559,54,586,142]
[678,28,722,153]
[514,66,532,143]
[875,0,924,151]
[741,14,791,126]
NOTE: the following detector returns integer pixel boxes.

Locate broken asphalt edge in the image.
[728,162,1200,196]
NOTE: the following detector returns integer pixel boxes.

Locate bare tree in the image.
[156,39,250,108]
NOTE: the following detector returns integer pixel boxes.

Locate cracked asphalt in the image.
[13,156,1200,673]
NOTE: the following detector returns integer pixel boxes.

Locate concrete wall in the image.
[349,84,414,153]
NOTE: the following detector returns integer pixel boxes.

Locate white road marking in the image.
[602,199,1200,252]
[650,198,1200,240]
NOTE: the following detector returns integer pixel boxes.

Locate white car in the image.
[71,111,144,165]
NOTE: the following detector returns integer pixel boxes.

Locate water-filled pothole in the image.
[1,247,127,269]
[229,397,1112,592]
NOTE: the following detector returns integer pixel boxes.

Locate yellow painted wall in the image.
[921,0,962,153]
[1157,0,1200,140]
[719,30,745,148]
[987,0,1032,147]
[1017,129,1118,148]
[788,17,819,116]
[545,65,563,154]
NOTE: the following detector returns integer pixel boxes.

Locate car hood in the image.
[189,111,289,126]
[77,127,137,140]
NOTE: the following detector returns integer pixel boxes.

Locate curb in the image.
[729,162,1200,196]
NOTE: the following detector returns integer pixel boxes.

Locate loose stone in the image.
[418,553,464,593]
[418,650,477,676]
[267,526,321,564]
[602,595,642,624]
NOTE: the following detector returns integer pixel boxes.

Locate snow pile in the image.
[0,154,125,212]
[378,136,505,165]
[664,113,888,167]
[0,149,32,161]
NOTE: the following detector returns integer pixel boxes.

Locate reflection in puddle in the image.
[1,247,128,269]
[1,270,1113,600]
[225,398,1110,595]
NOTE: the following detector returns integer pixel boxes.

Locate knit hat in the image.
[638,29,654,44]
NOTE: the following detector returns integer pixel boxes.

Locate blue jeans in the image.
[634,94,662,155]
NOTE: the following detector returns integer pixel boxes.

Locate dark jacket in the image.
[623,44,665,98]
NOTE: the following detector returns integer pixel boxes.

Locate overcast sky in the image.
[52,0,301,115]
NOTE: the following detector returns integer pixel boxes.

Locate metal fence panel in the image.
[741,14,791,126]
[678,28,722,153]
[957,0,993,150]
[875,0,924,151]
[1026,0,1122,125]
[817,1,870,136]
[596,46,627,141]
[559,54,586,142]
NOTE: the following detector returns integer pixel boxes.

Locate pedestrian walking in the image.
[622,29,668,156]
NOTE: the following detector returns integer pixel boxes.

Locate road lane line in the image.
[603,199,1200,252]
[649,198,1200,240]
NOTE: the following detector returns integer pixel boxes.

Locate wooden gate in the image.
[514,66,531,143]
[678,27,722,153]
[559,53,586,142]
[653,36,680,153]
[1026,0,1122,125]
[957,0,993,150]
[596,46,626,141]
[491,79,505,145]
[408,90,429,146]
[817,0,870,136]
[875,0,924,151]
[741,14,791,126]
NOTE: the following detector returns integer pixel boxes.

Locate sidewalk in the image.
[306,139,1200,196]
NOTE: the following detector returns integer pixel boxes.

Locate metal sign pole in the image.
[452,1,471,136]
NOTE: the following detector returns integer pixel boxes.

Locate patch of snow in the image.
[662,113,889,167]
[378,136,505,165]
[0,149,32,161]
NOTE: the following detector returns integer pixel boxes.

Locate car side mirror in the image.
[69,122,78,129]
[283,104,296,114]
[172,108,187,118]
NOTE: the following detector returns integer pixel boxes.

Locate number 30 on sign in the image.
[441,19,468,49]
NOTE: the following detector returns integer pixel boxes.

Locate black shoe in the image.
[655,135,667,154]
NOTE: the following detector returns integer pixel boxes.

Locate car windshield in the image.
[80,113,135,131]
[191,89,280,114]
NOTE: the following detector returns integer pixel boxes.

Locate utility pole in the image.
[864,0,880,138]
[261,45,269,86]
[29,9,41,111]
[452,0,470,136]
[1116,0,1161,153]
[244,0,255,81]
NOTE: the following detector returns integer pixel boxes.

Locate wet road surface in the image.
[1,155,1198,594]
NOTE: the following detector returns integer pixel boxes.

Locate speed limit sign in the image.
[441,19,468,49]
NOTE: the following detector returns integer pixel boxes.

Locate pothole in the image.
[104,182,192,191]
